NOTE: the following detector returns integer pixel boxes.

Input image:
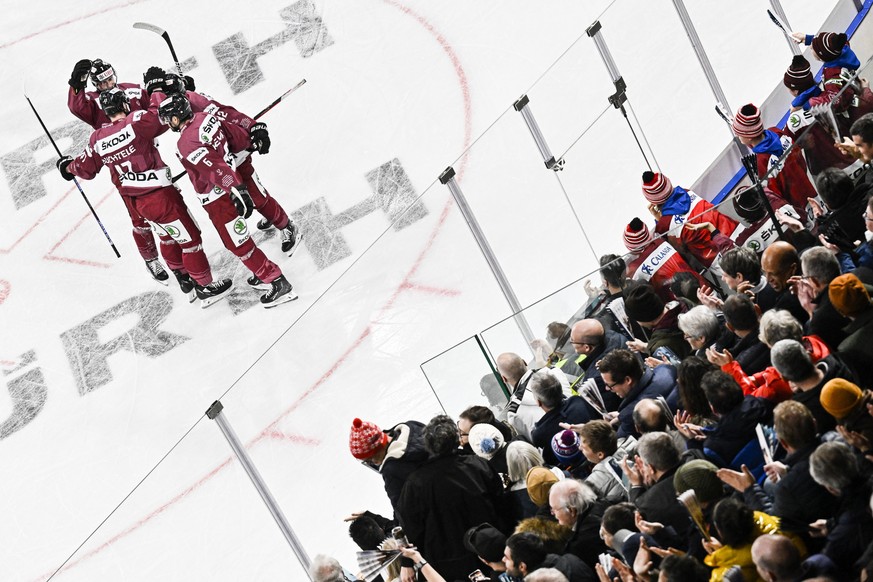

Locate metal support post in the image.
[206,401,313,581]
[438,167,536,351]
[671,0,733,121]
[513,95,562,171]
[586,20,658,171]
[769,0,802,56]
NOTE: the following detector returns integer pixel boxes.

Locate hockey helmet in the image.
[98,87,130,117]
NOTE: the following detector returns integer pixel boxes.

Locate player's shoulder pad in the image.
[186,146,210,165]
[197,114,222,144]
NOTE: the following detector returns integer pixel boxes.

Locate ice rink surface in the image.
[0,0,841,579]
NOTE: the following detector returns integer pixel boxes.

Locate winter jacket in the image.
[838,307,873,363]
[563,500,608,568]
[507,369,544,441]
[699,396,774,467]
[626,239,708,302]
[806,287,851,350]
[616,365,678,439]
[585,457,627,504]
[727,329,770,376]
[821,476,873,579]
[704,511,799,582]
[654,188,739,269]
[378,421,429,514]
[532,396,597,465]
[752,128,817,215]
[629,466,691,536]
[397,452,505,581]
[792,354,856,435]
[645,302,690,365]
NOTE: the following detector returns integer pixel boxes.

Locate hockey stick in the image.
[133,22,184,76]
[25,96,121,258]
[170,80,307,183]
[714,104,784,238]
[767,8,802,56]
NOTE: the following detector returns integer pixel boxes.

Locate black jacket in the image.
[616,365,677,439]
[729,328,770,376]
[563,500,608,568]
[532,396,597,465]
[629,466,691,536]
[379,421,428,514]
[700,396,773,467]
[806,288,850,351]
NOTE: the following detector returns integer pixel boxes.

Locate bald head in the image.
[761,242,799,292]
[633,398,669,433]
[497,353,528,387]
[752,534,802,581]
[570,319,605,355]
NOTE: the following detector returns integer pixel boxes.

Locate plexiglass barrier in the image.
[28,0,869,580]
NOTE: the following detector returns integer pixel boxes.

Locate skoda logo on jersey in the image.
[165,225,180,238]
[748,239,762,252]
[233,219,248,236]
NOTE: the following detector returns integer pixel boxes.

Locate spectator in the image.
[718,246,770,300]
[548,479,607,568]
[624,283,690,364]
[529,371,596,465]
[771,339,855,434]
[813,169,870,255]
[598,502,637,559]
[505,441,545,522]
[792,247,851,349]
[468,423,509,477]
[760,241,809,324]
[503,532,547,580]
[632,399,686,453]
[820,378,873,455]
[458,405,513,453]
[551,429,586,478]
[565,318,624,410]
[705,498,777,581]
[577,420,627,504]
[498,353,542,440]
[672,459,728,558]
[809,441,873,574]
[659,554,711,581]
[829,273,873,378]
[721,294,770,375]
[677,305,722,358]
[597,349,677,438]
[463,523,510,582]
[717,401,838,544]
[751,534,803,582]
[524,568,569,582]
[397,415,505,581]
[310,554,358,582]
[625,432,690,535]
[675,356,718,426]
[525,467,563,515]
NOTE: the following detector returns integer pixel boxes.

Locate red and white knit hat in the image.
[349,418,389,460]
[641,171,673,205]
[783,55,815,91]
[812,32,847,62]
[732,104,764,139]
[623,217,653,253]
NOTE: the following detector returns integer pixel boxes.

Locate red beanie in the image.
[812,32,847,61]
[732,104,764,139]
[783,55,815,91]
[623,217,653,253]
[349,418,389,460]
[642,171,673,205]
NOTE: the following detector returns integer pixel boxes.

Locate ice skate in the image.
[194,278,233,309]
[246,274,271,291]
[172,270,197,303]
[256,217,273,231]
[260,275,297,308]
[145,258,169,285]
[280,221,302,256]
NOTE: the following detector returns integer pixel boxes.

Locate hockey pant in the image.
[236,159,291,229]
[121,193,159,261]
[126,188,213,286]
[201,193,283,284]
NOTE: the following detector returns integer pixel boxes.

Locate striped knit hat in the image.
[642,171,673,205]
[732,104,764,139]
[812,32,847,62]
[623,217,653,252]
[349,418,389,460]
[783,55,815,91]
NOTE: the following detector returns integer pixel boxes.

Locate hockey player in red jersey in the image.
[622,217,708,301]
[642,171,738,278]
[731,103,817,217]
[729,186,804,255]
[56,88,233,308]
[157,93,297,308]
[142,67,300,257]
[66,58,165,283]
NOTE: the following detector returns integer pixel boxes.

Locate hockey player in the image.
[622,217,708,301]
[642,171,738,278]
[66,58,167,283]
[157,93,297,308]
[782,55,865,178]
[56,88,233,308]
[731,103,817,216]
[729,186,804,255]
[142,67,300,256]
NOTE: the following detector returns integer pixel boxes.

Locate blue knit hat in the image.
[551,429,583,466]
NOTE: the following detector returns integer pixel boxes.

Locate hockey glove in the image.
[56,156,75,181]
[248,123,271,155]
[182,75,196,92]
[69,59,92,92]
[229,185,254,218]
[142,66,167,95]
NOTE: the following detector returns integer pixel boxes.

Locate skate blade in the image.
[153,277,170,286]
[248,281,272,291]
[187,289,197,304]
[262,290,299,308]
[199,287,233,309]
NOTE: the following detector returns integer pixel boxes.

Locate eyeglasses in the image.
[550,505,568,515]
[603,378,622,390]
[864,212,873,222]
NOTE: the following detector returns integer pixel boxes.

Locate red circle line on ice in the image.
[34,1,473,579]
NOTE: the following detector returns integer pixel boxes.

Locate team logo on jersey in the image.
[748,239,762,252]
[97,126,136,154]
[233,219,248,236]
[224,217,250,247]
[199,115,220,143]
[187,147,209,165]
[164,225,180,238]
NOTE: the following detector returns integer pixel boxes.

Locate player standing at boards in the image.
[142,67,301,257]
[56,88,234,308]
[156,93,298,308]
[66,58,170,284]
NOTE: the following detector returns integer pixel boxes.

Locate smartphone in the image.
[468,570,487,581]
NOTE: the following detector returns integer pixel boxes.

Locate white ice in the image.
[0,0,847,580]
